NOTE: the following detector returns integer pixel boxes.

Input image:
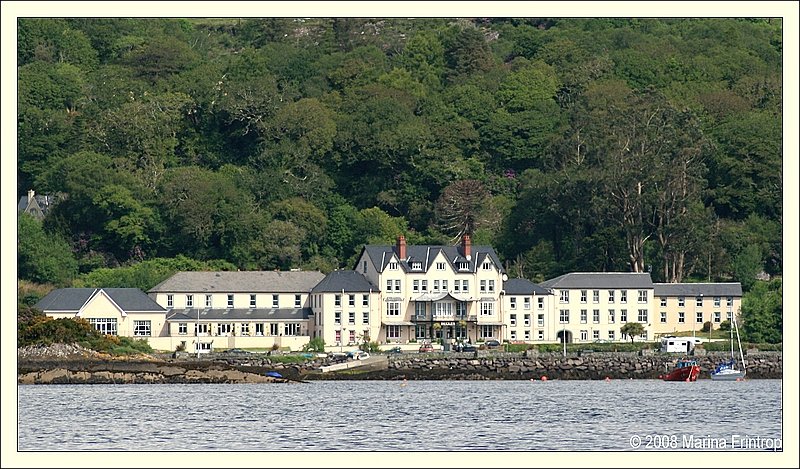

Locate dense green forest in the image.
[17,17,783,292]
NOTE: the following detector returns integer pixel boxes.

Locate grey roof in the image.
[18,192,58,219]
[311,270,378,293]
[148,271,326,294]
[359,243,505,274]
[166,307,312,321]
[539,272,654,289]
[653,283,742,297]
[503,278,551,295]
[35,288,166,312]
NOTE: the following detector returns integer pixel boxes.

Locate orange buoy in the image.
[604,376,611,382]
[541,376,548,381]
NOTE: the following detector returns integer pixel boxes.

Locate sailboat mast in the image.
[733,307,746,372]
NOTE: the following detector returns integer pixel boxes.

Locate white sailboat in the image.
[711,306,746,381]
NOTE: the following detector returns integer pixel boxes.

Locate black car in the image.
[386,346,403,354]
[483,339,502,349]
[457,343,477,352]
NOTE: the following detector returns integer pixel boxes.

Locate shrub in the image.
[701,321,713,333]
[302,337,325,352]
[719,320,732,331]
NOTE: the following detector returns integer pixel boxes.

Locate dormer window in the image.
[458,261,469,270]
[436,262,446,271]
[389,261,398,270]
[411,262,423,270]
[482,261,492,270]
[227,294,234,308]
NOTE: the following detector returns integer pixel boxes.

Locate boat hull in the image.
[711,369,745,381]
[663,365,701,382]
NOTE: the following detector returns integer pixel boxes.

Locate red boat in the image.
[663,359,700,381]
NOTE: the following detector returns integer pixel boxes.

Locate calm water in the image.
[17,380,782,452]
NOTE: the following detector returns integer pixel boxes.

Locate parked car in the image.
[482,339,502,349]
[418,342,434,353]
[226,348,251,354]
[347,350,370,360]
[386,346,403,354]
[458,343,477,352]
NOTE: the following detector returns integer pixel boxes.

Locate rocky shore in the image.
[17,344,782,384]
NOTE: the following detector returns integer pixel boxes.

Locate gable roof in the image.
[311,270,378,293]
[148,271,326,294]
[653,283,743,297]
[540,272,654,289]
[358,243,504,274]
[503,278,551,295]
[35,288,165,312]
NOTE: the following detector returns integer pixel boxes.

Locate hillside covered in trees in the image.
[18,18,782,293]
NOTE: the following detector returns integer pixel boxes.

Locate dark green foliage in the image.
[701,321,713,333]
[740,278,782,344]
[620,323,646,343]
[18,214,78,287]
[74,255,236,291]
[302,337,325,353]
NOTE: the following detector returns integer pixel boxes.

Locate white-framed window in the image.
[696,311,703,323]
[560,291,569,303]
[620,309,627,322]
[537,330,543,341]
[348,294,355,307]
[394,280,401,292]
[510,314,517,327]
[413,280,420,292]
[593,330,600,340]
[133,320,151,336]
[415,302,426,318]
[510,297,517,310]
[510,331,517,340]
[580,290,587,303]
[335,330,341,344]
[217,323,232,336]
[186,295,193,307]
[480,325,495,339]
[167,295,174,308]
[714,297,721,307]
[335,294,341,307]
[334,312,341,325]
[462,280,468,292]
[195,323,209,335]
[696,296,703,307]
[362,294,369,307]
[714,311,721,323]
[580,330,588,341]
[284,323,301,336]
[638,290,648,303]
[660,311,667,323]
[678,312,685,323]
[580,309,588,323]
[421,280,428,291]
[537,297,543,309]
[608,291,615,303]
[389,261,398,270]
[480,280,486,292]
[255,323,264,336]
[727,296,733,306]
[296,295,302,308]
[387,302,400,316]
[204,294,211,308]
[524,314,531,327]
[178,323,187,335]
[349,311,355,324]
[227,294,234,308]
[434,280,440,292]
[480,302,494,316]
[678,296,685,307]
[442,280,448,291]
[434,302,453,317]
[241,323,249,336]
[411,262,422,270]
[620,291,627,304]
[458,261,469,271]
[537,313,544,327]
[482,261,491,270]
[660,297,667,307]
[608,309,615,323]
[640,331,648,341]
[272,294,279,308]
[525,330,531,341]
[488,280,495,292]
[593,290,600,303]
[415,325,429,339]
[593,309,600,324]
[436,261,446,271]
[608,330,615,341]
[638,309,648,323]
[250,294,256,308]
[456,302,467,317]
[386,279,393,292]
[387,325,401,339]
[349,330,356,343]
[362,312,369,324]
[559,309,569,323]
[524,298,531,310]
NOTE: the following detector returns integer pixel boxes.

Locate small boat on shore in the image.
[265,371,284,379]
[663,359,700,382]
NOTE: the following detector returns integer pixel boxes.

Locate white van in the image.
[660,336,696,354]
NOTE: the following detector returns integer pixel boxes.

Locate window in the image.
[480,280,486,292]
[433,280,440,292]
[608,330,615,341]
[560,291,569,303]
[580,309,588,323]
[453,280,460,292]
[362,312,369,324]
[453,302,466,317]
[608,291,615,303]
[524,314,530,327]
[537,330,543,341]
[413,280,420,292]
[593,330,600,340]
[167,295,173,308]
[480,325,495,339]
[696,296,703,307]
[270,323,279,336]
[537,297,543,310]
[726,311,732,321]
[436,261,446,271]
[348,294,355,307]
[525,331,531,341]
[620,309,627,322]
[580,290,587,303]
[580,330,588,341]
[593,290,600,303]
[510,331,517,340]
[415,303,426,318]
[227,294,234,308]
[608,309,615,324]
[203,294,210,308]
[660,311,667,323]
[387,302,400,316]
[510,314,517,327]
[348,312,355,324]
[537,314,544,327]
[434,302,453,317]
[462,280,468,292]
[696,311,703,323]
[362,261,367,274]
[559,309,569,323]
[335,294,341,307]
[389,261,398,270]
[593,309,600,324]
[334,312,341,325]
[250,294,256,308]
[195,323,208,335]
[255,324,264,336]
[660,298,667,307]
[442,280,448,291]
[241,323,249,336]
[714,311,721,323]
[678,296,685,307]
[386,279,393,292]
[458,261,469,271]
[510,297,517,310]
[394,280,401,292]
[296,295,303,308]
[335,330,341,344]
[89,318,118,335]
[362,295,369,307]
[186,295,193,307]
[714,297,721,307]
[217,323,232,336]
[133,320,151,336]
[415,325,429,339]
[178,323,187,335]
[524,298,531,310]
[482,261,491,270]
[272,294,279,308]
[411,262,422,270]
[480,302,494,316]
[727,296,733,306]
[638,290,648,303]
[284,323,300,336]
[387,325,400,339]
[678,312,685,323]
[640,332,648,341]
[638,309,648,323]
[349,330,356,343]
[620,291,627,304]
[421,280,428,291]
[488,280,495,292]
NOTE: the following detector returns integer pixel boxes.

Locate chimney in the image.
[461,234,471,260]
[27,189,34,204]
[397,235,407,260]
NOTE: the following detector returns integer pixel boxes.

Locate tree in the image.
[434,179,497,243]
[620,322,645,343]
[18,213,78,287]
[740,278,782,344]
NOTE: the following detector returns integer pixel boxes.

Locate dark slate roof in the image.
[359,243,504,274]
[539,272,654,289]
[166,308,312,321]
[35,288,166,312]
[653,283,743,297]
[311,270,378,293]
[148,271,325,294]
[503,278,551,295]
